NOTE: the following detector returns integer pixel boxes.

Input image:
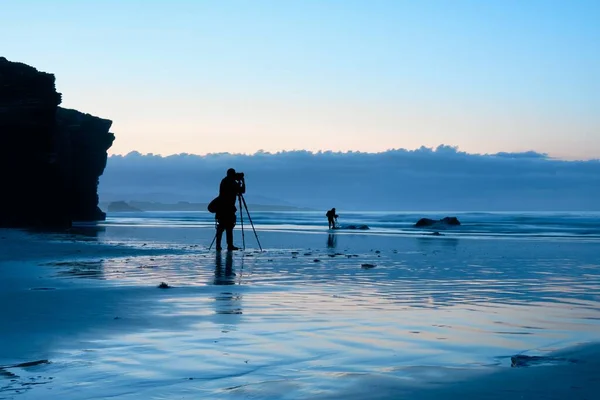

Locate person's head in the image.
[332,208,336,212]
[227,168,236,178]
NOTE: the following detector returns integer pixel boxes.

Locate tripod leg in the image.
[238,195,245,250]
[209,219,218,250]
[241,195,263,251]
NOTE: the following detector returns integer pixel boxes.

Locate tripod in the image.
[209,194,262,251]
[238,193,263,251]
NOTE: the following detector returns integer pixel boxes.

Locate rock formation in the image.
[414,217,461,228]
[0,57,114,228]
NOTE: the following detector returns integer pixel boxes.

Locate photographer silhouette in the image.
[215,168,245,251]
[326,208,338,229]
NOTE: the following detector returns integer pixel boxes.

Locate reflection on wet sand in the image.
[25,224,106,243]
[69,224,106,241]
[49,260,106,279]
[416,236,459,250]
[4,226,600,400]
[327,234,337,249]
[214,252,242,315]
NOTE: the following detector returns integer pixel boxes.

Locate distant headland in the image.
[105,201,314,212]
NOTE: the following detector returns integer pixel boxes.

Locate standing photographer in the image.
[326,208,338,229]
[215,168,246,251]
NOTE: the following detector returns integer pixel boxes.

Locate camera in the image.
[235,172,245,180]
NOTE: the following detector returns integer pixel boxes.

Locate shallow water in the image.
[1,218,600,399]
[102,210,600,239]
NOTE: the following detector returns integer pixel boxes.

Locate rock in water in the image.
[510,355,577,368]
[441,217,460,225]
[0,57,114,228]
[415,217,461,228]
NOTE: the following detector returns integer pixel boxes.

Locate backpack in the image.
[207,196,221,213]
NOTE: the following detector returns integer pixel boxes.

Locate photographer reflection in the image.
[327,233,337,249]
[213,252,242,315]
[214,251,236,285]
[216,168,246,251]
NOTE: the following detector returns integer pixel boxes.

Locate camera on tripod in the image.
[234,172,245,181]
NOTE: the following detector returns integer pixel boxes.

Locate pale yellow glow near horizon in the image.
[90,97,599,160]
[56,62,599,162]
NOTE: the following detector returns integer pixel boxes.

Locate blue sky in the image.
[2,0,599,158]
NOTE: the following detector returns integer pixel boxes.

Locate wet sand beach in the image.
[1,218,599,399]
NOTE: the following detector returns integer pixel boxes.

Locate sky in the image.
[2,0,599,159]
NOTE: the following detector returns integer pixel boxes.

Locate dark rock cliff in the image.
[0,57,114,228]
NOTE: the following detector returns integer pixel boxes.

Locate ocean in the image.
[100,211,600,240]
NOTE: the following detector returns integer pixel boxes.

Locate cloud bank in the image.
[99,146,600,211]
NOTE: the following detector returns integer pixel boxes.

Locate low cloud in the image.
[99,146,600,211]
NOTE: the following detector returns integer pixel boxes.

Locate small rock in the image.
[361,264,376,269]
[313,259,321,262]
[157,282,171,289]
[11,360,49,368]
[510,355,577,368]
